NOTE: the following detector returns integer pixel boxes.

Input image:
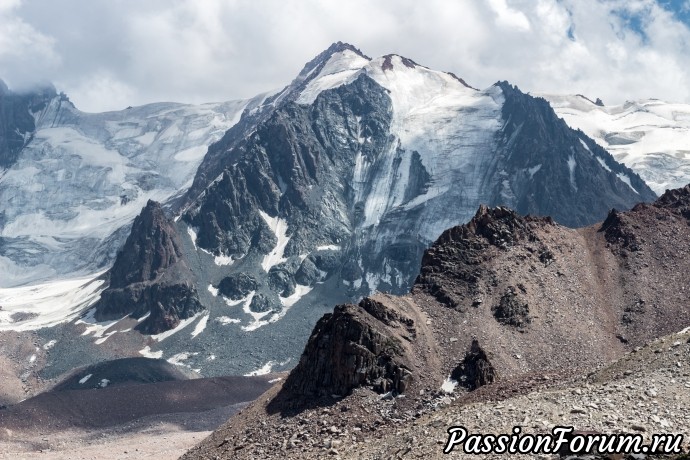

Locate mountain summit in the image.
[94,44,655,376]
[0,44,659,380]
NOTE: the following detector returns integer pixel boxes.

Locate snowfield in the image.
[541,94,690,194]
[0,96,249,288]
[0,273,105,331]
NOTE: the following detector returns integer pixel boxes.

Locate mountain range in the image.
[2,41,690,460]
[0,41,679,386]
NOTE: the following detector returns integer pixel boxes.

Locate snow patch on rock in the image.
[139,346,163,359]
[279,284,313,308]
[191,314,210,338]
[297,49,371,105]
[259,210,290,272]
[151,311,205,342]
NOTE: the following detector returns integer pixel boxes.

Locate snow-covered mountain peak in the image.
[297,49,481,112]
[296,42,370,78]
[366,54,485,116]
[296,48,371,104]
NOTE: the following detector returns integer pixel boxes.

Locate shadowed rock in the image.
[94,200,203,334]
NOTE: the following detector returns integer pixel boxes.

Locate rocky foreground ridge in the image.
[183,185,690,459]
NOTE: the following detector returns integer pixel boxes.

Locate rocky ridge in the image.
[183,185,690,459]
[93,200,203,334]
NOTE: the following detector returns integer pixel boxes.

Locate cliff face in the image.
[94,200,203,334]
[493,82,655,227]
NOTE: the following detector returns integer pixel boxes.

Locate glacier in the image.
[540,94,690,194]
[0,95,250,287]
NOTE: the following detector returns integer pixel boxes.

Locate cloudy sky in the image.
[1,0,689,112]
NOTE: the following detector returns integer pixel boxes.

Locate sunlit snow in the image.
[139,346,163,359]
[151,311,205,342]
[567,155,577,190]
[279,284,313,308]
[316,245,341,251]
[441,377,459,393]
[296,49,371,105]
[243,358,291,377]
[258,210,290,272]
[541,94,690,194]
[190,314,210,338]
[0,273,105,331]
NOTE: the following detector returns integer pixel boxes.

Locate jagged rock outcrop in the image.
[275,298,415,404]
[599,208,641,252]
[216,273,259,300]
[491,287,531,328]
[450,339,497,390]
[414,205,553,311]
[655,183,690,217]
[94,200,203,333]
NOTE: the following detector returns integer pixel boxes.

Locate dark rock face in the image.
[0,81,57,169]
[493,82,656,228]
[451,340,497,390]
[94,200,203,333]
[599,209,641,252]
[217,273,258,300]
[492,288,531,328]
[268,267,296,297]
[278,299,413,400]
[249,293,276,314]
[107,200,182,289]
[655,184,690,218]
[600,185,690,256]
[184,72,392,264]
[414,205,553,311]
[181,42,371,211]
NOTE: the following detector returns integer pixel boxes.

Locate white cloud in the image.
[0,0,59,87]
[1,0,690,110]
[488,0,532,30]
